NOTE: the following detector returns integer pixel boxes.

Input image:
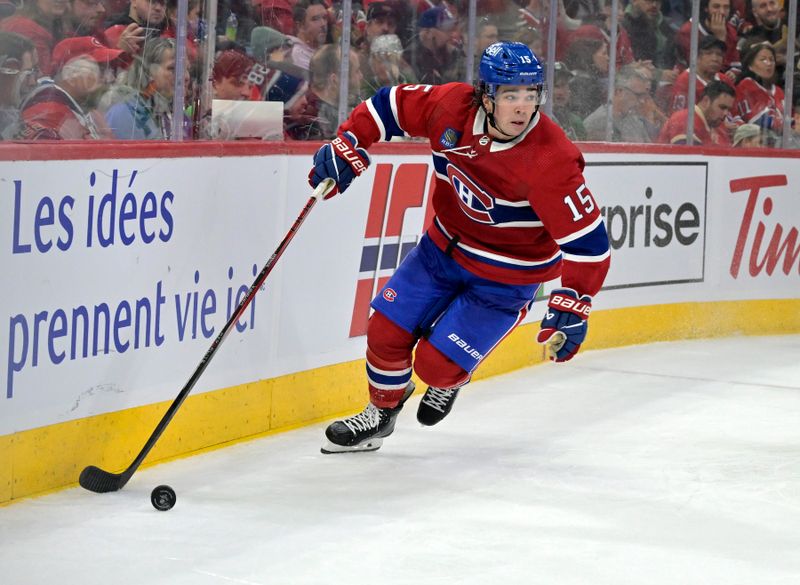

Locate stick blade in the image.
[79,465,128,493]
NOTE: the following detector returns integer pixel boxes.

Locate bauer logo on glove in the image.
[308,131,371,199]
[536,288,592,362]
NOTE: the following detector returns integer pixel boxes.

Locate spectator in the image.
[21,36,123,139]
[663,36,733,112]
[330,2,366,47]
[635,64,668,136]
[738,0,790,81]
[405,5,465,85]
[353,2,396,85]
[0,31,38,139]
[364,1,397,47]
[362,33,416,98]
[676,0,740,70]
[475,18,499,58]
[658,80,735,144]
[0,0,67,77]
[566,35,609,119]
[732,122,762,146]
[584,64,654,141]
[255,0,295,36]
[622,0,677,71]
[550,61,587,140]
[593,1,636,66]
[212,50,255,100]
[301,43,362,139]
[163,0,201,57]
[249,26,308,105]
[251,25,293,65]
[104,37,189,139]
[738,0,783,46]
[105,0,168,53]
[289,0,329,71]
[65,0,139,58]
[734,40,784,144]
[68,0,106,37]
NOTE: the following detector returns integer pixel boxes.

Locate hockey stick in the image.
[79,179,335,493]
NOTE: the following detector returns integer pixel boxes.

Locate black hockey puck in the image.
[151,485,176,511]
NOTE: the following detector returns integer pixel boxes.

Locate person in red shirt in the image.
[663,36,735,112]
[21,36,124,139]
[734,41,784,143]
[659,80,735,145]
[308,42,610,453]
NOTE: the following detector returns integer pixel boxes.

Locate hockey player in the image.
[308,41,610,453]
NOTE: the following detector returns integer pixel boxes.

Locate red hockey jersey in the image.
[340,83,610,297]
[734,77,784,132]
[658,105,732,146]
[666,71,734,113]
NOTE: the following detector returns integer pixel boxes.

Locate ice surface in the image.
[2,336,799,585]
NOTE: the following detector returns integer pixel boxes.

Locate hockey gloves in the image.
[308,131,371,199]
[537,288,592,363]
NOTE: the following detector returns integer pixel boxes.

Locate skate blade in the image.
[320,437,384,454]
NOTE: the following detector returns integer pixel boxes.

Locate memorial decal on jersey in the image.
[447,165,495,224]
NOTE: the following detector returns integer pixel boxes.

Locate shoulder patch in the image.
[439,127,461,149]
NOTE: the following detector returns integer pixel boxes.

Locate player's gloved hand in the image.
[308,131,371,199]
[536,288,592,363]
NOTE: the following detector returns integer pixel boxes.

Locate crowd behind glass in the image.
[0,0,798,147]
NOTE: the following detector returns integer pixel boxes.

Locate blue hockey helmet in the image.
[479,42,546,102]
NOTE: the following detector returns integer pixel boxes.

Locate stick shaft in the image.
[79,181,331,492]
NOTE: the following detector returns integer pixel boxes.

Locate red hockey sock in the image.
[366,312,416,408]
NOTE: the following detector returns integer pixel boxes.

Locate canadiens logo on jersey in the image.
[439,127,461,149]
[447,166,495,224]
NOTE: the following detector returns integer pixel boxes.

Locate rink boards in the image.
[1,142,799,502]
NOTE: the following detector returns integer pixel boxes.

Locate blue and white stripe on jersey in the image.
[434,218,562,270]
[366,87,406,141]
[366,359,413,391]
[431,150,450,180]
[556,215,611,263]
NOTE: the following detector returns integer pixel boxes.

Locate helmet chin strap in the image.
[484,99,515,138]
[484,98,538,139]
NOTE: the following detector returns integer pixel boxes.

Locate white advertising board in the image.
[1,150,798,434]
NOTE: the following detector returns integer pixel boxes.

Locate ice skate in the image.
[416,386,461,426]
[321,382,415,454]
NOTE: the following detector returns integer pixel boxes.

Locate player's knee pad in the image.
[413,339,470,390]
